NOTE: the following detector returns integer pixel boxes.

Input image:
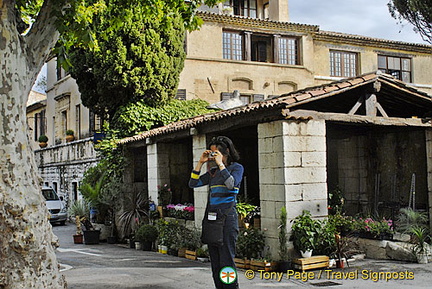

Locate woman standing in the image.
[189,136,244,289]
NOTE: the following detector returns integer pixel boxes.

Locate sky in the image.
[32,1,429,93]
[289,0,429,45]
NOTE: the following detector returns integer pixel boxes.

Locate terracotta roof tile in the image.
[324,86,339,93]
[119,72,429,144]
[294,93,312,102]
[336,82,352,89]
[309,89,326,97]
[348,78,365,85]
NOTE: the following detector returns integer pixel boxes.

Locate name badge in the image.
[208,212,217,221]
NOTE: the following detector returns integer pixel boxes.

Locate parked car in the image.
[42,186,67,225]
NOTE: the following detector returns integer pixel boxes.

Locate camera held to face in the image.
[209,152,217,158]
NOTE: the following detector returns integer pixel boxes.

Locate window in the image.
[223,31,301,65]
[75,104,81,139]
[61,110,67,136]
[330,50,358,77]
[251,35,273,62]
[378,55,411,82]
[223,31,243,60]
[89,111,103,135]
[224,0,257,18]
[279,37,298,65]
[34,110,46,141]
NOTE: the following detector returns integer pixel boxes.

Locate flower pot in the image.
[142,241,153,251]
[73,234,83,244]
[128,238,135,248]
[278,261,291,272]
[300,250,313,258]
[135,242,142,250]
[66,135,75,142]
[83,229,100,245]
[417,253,428,264]
[160,245,168,254]
[107,236,116,244]
[265,261,278,272]
[39,142,48,148]
[336,259,345,268]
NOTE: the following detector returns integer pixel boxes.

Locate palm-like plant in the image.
[396,208,428,234]
[118,191,150,239]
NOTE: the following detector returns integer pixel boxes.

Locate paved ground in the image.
[54,222,432,288]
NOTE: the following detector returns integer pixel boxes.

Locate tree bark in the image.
[0,1,66,288]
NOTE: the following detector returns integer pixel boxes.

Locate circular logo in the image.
[219,266,237,285]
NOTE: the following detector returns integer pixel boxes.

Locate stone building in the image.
[119,72,432,257]
[30,1,432,227]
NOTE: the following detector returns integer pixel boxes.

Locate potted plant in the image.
[236,202,258,228]
[38,134,48,148]
[135,224,158,251]
[236,227,265,260]
[278,207,290,271]
[66,129,75,142]
[290,210,321,258]
[68,199,90,244]
[410,226,430,264]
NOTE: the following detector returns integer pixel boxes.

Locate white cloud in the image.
[289,0,427,44]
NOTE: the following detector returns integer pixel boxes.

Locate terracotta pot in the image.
[73,234,83,244]
[66,135,75,142]
[39,142,48,148]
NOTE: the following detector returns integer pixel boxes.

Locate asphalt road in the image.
[54,222,432,288]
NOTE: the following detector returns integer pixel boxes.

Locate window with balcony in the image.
[224,0,257,18]
[378,55,411,82]
[223,31,243,60]
[330,50,358,77]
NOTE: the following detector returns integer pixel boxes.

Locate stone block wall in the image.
[147,143,170,205]
[258,119,328,259]
[191,135,208,225]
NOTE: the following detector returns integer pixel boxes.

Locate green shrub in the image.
[38,135,48,143]
[236,227,265,259]
[135,224,158,243]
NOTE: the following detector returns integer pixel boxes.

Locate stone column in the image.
[191,134,208,226]
[425,130,432,230]
[258,119,327,259]
[147,142,170,205]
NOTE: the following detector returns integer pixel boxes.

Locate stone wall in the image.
[35,138,98,203]
[258,119,328,259]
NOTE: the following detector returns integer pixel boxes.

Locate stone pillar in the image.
[258,119,327,259]
[191,134,208,227]
[147,142,170,205]
[268,0,289,22]
[425,130,432,230]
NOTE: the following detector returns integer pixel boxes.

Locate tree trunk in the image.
[0,1,66,288]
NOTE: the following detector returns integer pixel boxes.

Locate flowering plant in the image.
[157,184,171,206]
[357,217,393,237]
[166,203,195,220]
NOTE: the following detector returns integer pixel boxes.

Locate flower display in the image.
[166,203,195,220]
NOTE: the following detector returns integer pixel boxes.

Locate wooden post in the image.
[365,93,377,117]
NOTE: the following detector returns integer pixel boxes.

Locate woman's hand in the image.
[199,150,212,164]
[211,150,224,167]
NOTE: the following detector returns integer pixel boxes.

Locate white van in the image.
[42,186,68,225]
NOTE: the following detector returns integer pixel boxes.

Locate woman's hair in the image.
[208,136,240,163]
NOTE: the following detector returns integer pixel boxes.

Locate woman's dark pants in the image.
[208,207,239,289]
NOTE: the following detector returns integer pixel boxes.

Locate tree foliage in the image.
[113,99,214,137]
[67,1,194,118]
[388,0,432,43]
